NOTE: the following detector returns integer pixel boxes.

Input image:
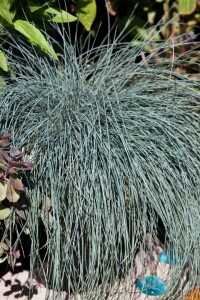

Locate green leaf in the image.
[76,0,97,31]
[13,20,58,60]
[6,179,20,202]
[43,7,77,23]
[0,0,15,10]
[178,0,196,15]
[0,50,8,72]
[0,8,13,24]
[28,2,77,23]
[0,0,15,23]
[0,204,11,220]
[0,182,6,201]
[28,1,46,13]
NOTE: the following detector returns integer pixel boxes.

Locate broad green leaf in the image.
[0,204,11,220]
[0,0,15,10]
[10,8,16,20]
[178,0,196,15]
[28,0,56,11]
[0,8,13,24]
[13,20,58,60]
[76,0,97,31]
[0,50,8,72]
[0,182,6,201]
[44,7,77,23]
[28,1,46,13]
[6,179,20,202]
[0,0,15,23]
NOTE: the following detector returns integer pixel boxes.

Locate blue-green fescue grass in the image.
[0,18,200,299]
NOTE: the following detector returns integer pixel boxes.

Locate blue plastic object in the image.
[158,248,183,265]
[136,276,167,296]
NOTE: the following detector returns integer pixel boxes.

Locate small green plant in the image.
[0,0,97,73]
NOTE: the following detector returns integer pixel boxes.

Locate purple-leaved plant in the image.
[0,133,34,265]
[0,133,34,210]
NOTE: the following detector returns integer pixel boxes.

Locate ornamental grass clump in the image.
[0,25,200,299]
